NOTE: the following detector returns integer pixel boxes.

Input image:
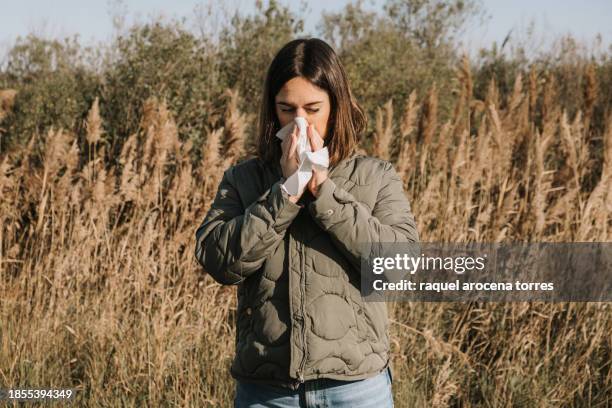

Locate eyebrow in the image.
[277,101,323,107]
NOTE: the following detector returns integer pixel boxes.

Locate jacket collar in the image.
[329,151,361,177]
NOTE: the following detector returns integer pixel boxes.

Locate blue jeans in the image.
[234,366,394,407]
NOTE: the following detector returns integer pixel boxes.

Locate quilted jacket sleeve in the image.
[307,160,419,275]
[195,166,301,285]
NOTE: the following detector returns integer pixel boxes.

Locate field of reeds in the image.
[0,47,610,406]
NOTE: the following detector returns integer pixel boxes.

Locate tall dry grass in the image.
[0,58,610,406]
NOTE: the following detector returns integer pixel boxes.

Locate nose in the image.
[294,108,312,123]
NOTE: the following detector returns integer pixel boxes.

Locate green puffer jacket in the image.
[195,152,419,390]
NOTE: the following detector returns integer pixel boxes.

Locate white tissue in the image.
[275,116,329,196]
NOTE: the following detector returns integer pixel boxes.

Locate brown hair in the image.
[256,38,367,167]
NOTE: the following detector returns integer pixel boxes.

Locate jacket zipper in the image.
[288,159,353,389]
[297,237,307,383]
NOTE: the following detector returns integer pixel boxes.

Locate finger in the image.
[307,124,315,151]
[282,124,297,148]
[309,124,323,150]
[313,126,324,148]
[281,137,288,157]
[281,132,289,153]
[283,128,293,152]
[290,123,298,143]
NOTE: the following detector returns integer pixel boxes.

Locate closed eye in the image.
[282,108,319,113]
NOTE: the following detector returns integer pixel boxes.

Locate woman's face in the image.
[275,76,332,140]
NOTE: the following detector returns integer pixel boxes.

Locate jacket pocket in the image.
[345,278,376,342]
[351,296,368,340]
[364,301,389,344]
[347,278,388,343]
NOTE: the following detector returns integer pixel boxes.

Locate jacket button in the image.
[357,309,363,315]
[268,205,273,212]
[326,209,334,215]
[246,307,252,315]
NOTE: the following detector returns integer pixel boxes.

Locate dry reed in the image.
[0,60,610,407]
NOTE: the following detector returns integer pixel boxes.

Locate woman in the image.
[195,38,419,407]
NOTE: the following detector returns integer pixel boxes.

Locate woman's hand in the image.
[306,124,329,198]
[280,123,299,178]
[280,123,303,203]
